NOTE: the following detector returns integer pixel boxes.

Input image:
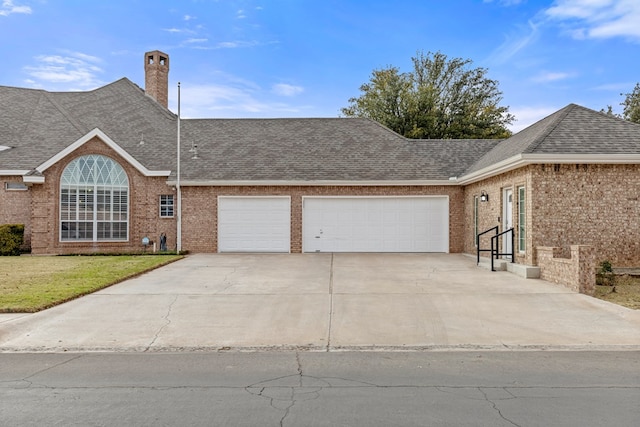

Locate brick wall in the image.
[25,143,640,263]
[532,164,640,267]
[537,245,596,295]
[0,176,32,250]
[464,163,640,268]
[463,168,532,265]
[30,137,176,254]
[21,145,464,255]
[181,185,464,253]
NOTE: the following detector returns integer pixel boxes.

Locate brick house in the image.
[2,50,640,276]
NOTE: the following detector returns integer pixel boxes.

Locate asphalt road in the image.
[2,351,639,426]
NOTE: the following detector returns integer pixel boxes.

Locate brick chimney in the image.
[144,50,169,108]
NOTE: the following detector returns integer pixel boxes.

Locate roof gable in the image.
[30,128,170,182]
[462,104,640,181]
[0,79,178,175]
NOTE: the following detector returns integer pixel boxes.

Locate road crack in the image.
[245,352,378,426]
[144,295,178,351]
[479,387,521,427]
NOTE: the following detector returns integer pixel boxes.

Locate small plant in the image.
[596,260,616,289]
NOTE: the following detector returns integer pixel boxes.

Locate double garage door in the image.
[218,196,449,253]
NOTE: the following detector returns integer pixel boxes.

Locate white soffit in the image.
[457,153,640,185]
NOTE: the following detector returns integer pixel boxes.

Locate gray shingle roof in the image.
[465,104,640,175]
[179,118,496,181]
[6,80,636,184]
[1,79,496,182]
[0,78,177,172]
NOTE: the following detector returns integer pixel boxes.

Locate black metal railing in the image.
[476,226,498,264]
[477,227,515,271]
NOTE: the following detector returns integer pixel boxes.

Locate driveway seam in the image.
[326,253,334,352]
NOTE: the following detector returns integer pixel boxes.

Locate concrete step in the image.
[507,262,540,279]
[477,257,507,271]
[476,257,540,279]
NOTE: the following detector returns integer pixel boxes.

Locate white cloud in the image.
[163,27,195,34]
[0,0,31,16]
[508,106,559,132]
[172,80,308,118]
[486,20,540,65]
[591,82,632,92]
[545,0,640,41]
[185,38,208,44]
[272,83,304,97]
[483,0,525,5]
[531,71,574,82]
[184,14,195,21]
[23,52,104,89]
[70,52,102,63]
[215,40,260,49]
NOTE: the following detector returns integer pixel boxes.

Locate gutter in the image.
[456,153,640,185]
[165,179,459,187]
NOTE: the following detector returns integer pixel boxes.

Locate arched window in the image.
[60,155,129,241]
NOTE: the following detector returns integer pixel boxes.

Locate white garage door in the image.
[303,197,448,253]
[218,197,290,252]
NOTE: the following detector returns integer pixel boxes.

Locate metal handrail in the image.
[476,226,498,264]
[490,228,514,271]
[477,226,515,271]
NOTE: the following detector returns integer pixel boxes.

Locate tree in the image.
[621,83,640,124]
[600,105,619,117]
[341,51,514,139]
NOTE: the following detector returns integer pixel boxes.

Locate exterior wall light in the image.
[480,191,489,202]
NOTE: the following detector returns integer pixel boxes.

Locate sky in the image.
[1,0,640,133]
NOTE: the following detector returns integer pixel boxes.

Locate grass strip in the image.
[594,275,640,310]
[0,255,182,312]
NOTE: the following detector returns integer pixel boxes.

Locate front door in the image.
[503,188,513,257]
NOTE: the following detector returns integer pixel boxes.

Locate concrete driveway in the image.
[1,253,639,352]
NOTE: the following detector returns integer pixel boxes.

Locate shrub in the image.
[0,224,25,256]
[596,260,616,287]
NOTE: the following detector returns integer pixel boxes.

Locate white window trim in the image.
[518,186,526,254]
[159,194,175,218]
[473,195,479,247]
[4,182,28,191]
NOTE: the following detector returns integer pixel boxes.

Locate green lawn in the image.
[0,255,183,312]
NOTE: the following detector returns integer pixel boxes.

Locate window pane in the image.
[518,187,525,252]
[60,155,129,242]
[473,196,478,246]
[60,188,76,221]
[113,222,127,239]
[160,194,174,217]
[78,222,93,239]
[61,222,73,240]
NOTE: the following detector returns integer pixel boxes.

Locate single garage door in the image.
[303,197,448,253]
[218,196,290,252]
